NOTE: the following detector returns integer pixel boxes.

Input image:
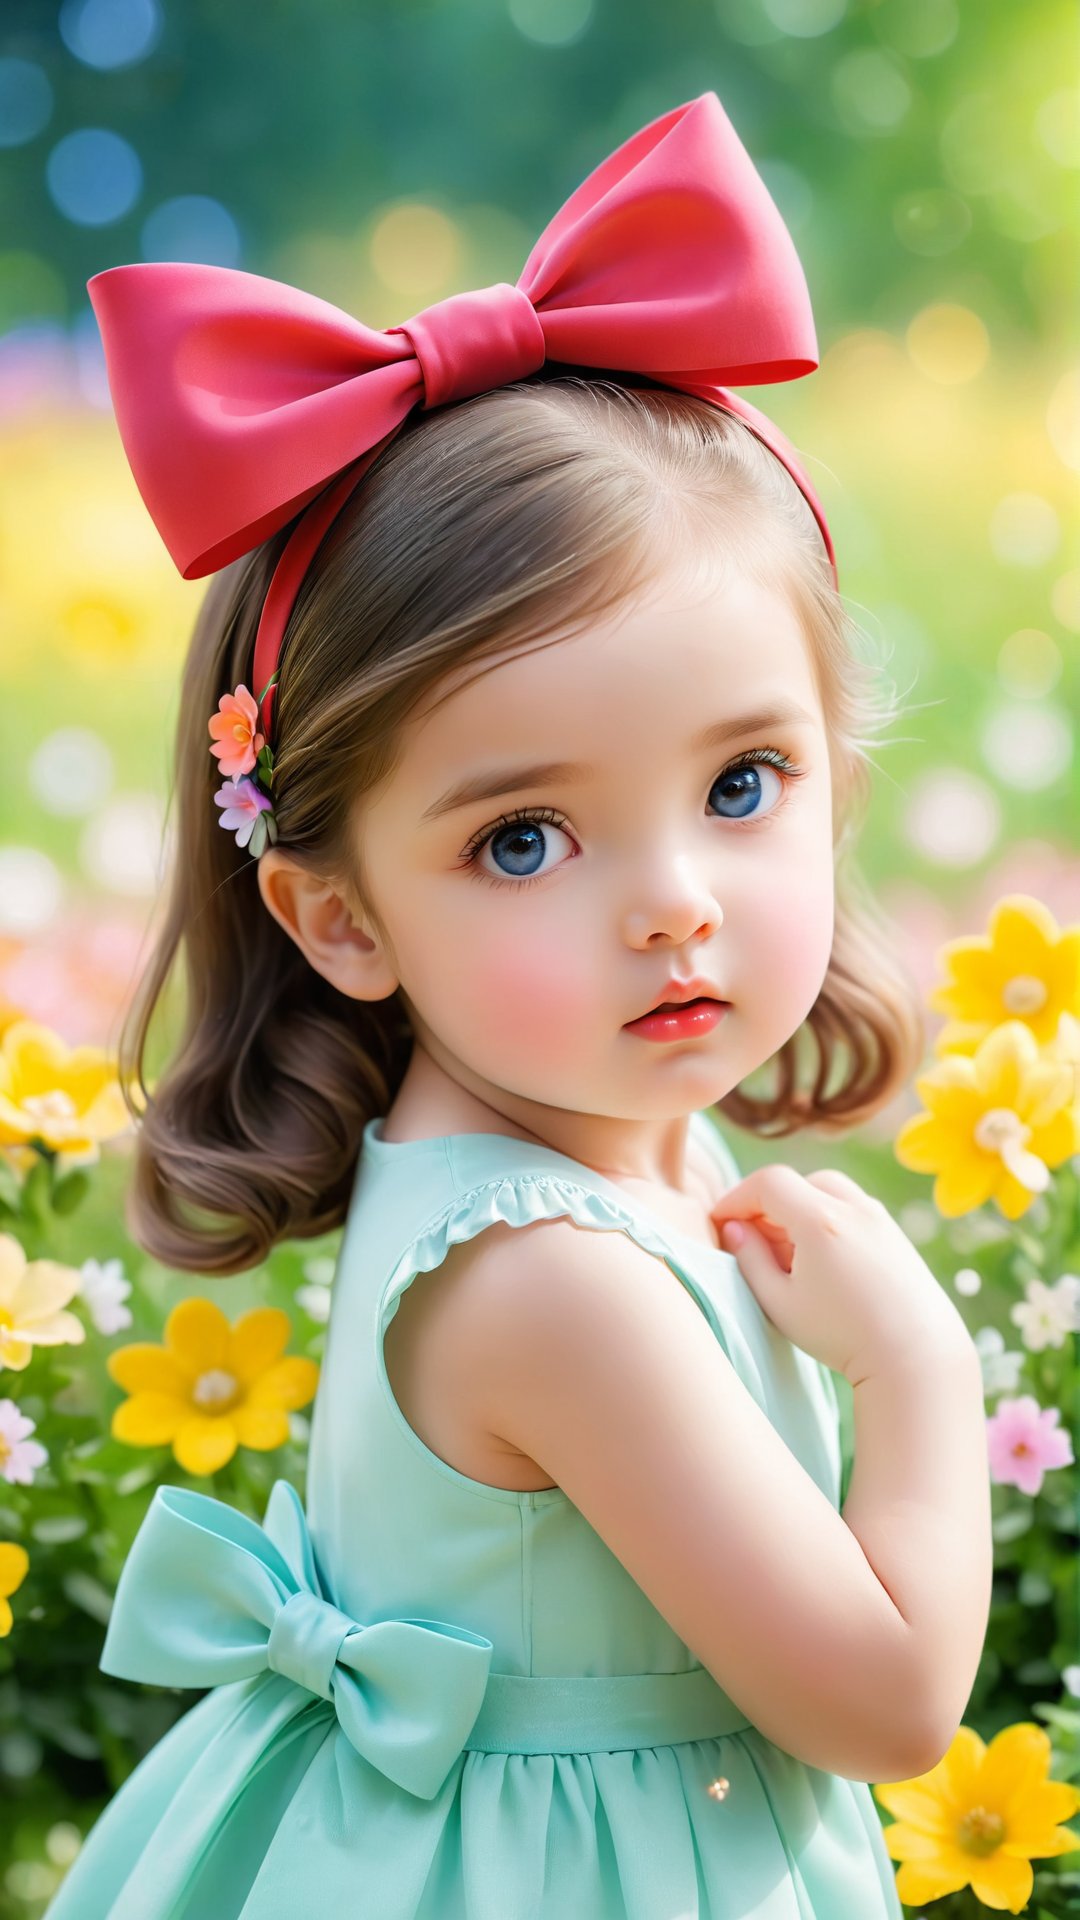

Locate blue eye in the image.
[708,755,788,821]
[460,748,807,890]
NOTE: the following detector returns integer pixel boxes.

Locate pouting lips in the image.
[649,996,723,1013]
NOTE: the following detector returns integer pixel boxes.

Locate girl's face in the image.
[356,552,836,1158]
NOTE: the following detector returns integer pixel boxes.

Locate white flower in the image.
[0,1397,49,1484]
[295,1282,332,1324]
[953,1266,982,1297]
[76,1256,133,1336]
[1063,1665,1080,1699]
[973,1325,1026,1397]
[1009,1273,1080,1353]
[302,1255,337,1288]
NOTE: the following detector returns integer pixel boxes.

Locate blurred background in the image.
[0,5,1078,1912]
[0,0,1077,1112]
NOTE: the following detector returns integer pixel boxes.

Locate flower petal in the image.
[107,1342,188,1395]
[245,1356,319,1412]
[231,1403,290,1450]
[113,1391,186,1447]
[173,1415,237,1476]
[228,1307,290,1384]
[165,1297,231,1371]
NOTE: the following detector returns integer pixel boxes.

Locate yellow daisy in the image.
[0,1231,86,1371]
[928,893,1080,1059]
[0,1019,134,1162]
[895,1019,1079,1219]
[108,1298,319,1477]
[0,1541,30,1638]
[875,1721,1080,1913]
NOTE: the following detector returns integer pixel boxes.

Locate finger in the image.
[719,1214,793,1273]
[721,1218,791,1281]
[711,1164,824,1239]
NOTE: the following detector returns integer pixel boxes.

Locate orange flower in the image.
[108,1298,318,1477]
[208,683,265,780]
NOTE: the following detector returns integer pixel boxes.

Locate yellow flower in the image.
[875,1721,1080,1913]
[0,1232,86,1371]
[0,1541,30,1638]
[894,1019,1079,1219]
[928,894,1080,1059]
[108,1298,319,1477]
[0,1019,134,1162]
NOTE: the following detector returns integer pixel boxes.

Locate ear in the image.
[256,848,399,1002]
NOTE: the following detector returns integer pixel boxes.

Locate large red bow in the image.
[89,92,834,738]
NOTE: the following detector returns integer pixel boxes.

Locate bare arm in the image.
[454,1216,953,1784]
[841,1342,993,1763]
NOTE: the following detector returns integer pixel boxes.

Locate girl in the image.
[46,92,992,1920]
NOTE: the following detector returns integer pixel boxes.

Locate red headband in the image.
[88,91,835,852]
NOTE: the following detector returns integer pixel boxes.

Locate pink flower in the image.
[208,683,265,780]
[986,1393,1074,1496]
[214,776,273,850]
[0,1398,48,1485]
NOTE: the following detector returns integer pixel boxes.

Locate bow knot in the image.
[393,282,546,410]
[98,1478,495,1801]
[266,1585,355,1700]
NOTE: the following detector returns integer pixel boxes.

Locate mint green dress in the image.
[45,1110,903,1919]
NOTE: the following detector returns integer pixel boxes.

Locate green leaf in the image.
[51,1170,90,1216]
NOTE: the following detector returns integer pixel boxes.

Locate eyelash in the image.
[458,747,809,891]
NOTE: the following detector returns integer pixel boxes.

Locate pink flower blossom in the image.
[986,1393,1074,1496]
[208,683,265,780]
[0,1398,48,1485]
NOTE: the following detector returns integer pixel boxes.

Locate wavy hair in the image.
[117,371,926,1273]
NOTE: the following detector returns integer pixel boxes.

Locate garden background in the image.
[0,0,1078,1914]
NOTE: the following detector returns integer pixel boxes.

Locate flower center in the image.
[0,1308,14,1333]
[191,1368,240,1412]
[23,1090,78,1121]
[973,1107,1050,1193]
[956,1804,1006,1857]
[1001,974,1048,1015]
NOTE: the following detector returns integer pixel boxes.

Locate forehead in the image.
[394,560,822,797]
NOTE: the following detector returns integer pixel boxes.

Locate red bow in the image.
[89,91,834,739]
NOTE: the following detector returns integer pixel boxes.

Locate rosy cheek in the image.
[461,921,588,1056]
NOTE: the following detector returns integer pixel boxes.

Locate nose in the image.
[622,857,724,949]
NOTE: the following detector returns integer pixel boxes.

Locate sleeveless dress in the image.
[44,1110,904,1920]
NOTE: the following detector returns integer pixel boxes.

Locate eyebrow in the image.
[419,697,819,824]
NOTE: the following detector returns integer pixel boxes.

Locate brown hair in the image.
[117,371,926,1274]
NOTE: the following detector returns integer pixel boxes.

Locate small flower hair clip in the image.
[208,678,279,859]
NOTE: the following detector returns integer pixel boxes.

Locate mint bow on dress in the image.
[98,1477,495,1801]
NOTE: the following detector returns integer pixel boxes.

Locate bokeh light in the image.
[140,194,242,266]
[762,0,846,35]
[988,491,1061,567]
[368,202,462,298]
[46,127,142,226]
[1050,570,1080,632]
[1046,367,1080,474]
[831,49,913,134]
[0,57,53,147]
[905,302,990,383]
[892,188,971,258]
[0,848,64,937]
[979,700,1072,791]
[28,728,115,818]
[875,0,958,59]
[507,0,594,44]
[78,793,167,896]
[997,628,1063,698]
[58,0,164,70]
[902,767,1001,867]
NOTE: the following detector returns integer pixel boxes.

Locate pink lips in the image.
[623,998,729,1043]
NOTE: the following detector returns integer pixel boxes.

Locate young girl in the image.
[46,92,992,1920]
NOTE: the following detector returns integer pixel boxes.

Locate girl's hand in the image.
[712,1165,974,1387]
